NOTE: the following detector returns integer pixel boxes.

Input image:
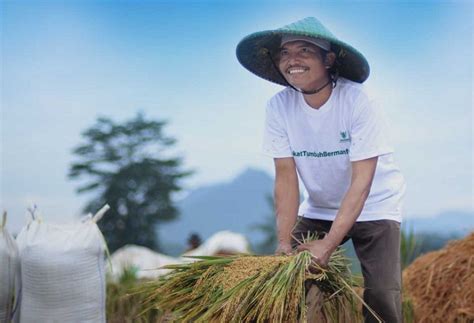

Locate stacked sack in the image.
[15,205,110,323]
[0,212,20,322]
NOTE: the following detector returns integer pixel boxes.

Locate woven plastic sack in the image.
[182,230,250,257]
[0,213,20,322]
[15,205,109,323]
[109,244,182,281]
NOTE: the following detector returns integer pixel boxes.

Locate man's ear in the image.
[324,52,336,68]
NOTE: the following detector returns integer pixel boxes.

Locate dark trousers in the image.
[291,217,402,323]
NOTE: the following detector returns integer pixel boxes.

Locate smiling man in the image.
[236,17,406,322]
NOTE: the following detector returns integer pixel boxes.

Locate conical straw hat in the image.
[236,17,370,85]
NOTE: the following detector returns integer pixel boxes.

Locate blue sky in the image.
[1,0,473,233]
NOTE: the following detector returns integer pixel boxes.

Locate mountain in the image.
[404,210,474,235]
[158,168,274,254]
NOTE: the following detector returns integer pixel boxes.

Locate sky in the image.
[1,0,473,234]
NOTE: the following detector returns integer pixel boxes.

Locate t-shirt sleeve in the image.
[349,95,394,161]
[262,101,293,158]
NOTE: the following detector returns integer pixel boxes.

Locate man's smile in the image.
[287,66,309,75]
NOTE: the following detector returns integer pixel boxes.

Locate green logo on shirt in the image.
[339,131,351,142]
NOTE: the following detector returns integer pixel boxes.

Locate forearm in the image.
[296,157,377,266]
[274,165,300,245]
[324,183,370,250]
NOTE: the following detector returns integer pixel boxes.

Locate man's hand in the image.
[296,238,337,267]
[275,241,293,255]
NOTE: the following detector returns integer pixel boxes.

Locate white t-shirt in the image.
[262,78,406,222]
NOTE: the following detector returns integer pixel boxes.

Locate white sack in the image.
[182,231,250,258]
[109,245,182,281]
[16,216,107,323]
[0,215,20,322]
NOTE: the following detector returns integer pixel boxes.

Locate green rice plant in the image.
[106,266,163,323]
[137,250,382,322]
[118,265,139,286]
[401,226,421,269]
[402,295,415,323]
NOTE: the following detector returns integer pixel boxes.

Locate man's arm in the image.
[274,157,300,254]
[297,157,378,265]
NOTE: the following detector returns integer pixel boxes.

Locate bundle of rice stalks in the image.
[138,249,379,322]
[403,232,474,322]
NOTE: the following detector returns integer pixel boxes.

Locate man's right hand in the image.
[275,241,293,255]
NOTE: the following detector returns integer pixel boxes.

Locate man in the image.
[236,17,406,322]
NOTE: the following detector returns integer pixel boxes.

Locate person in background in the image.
[186,232,202,251]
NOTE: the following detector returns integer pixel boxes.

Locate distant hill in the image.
[158,168,274,254]
[404,211,474,235]
[158,167,474,255]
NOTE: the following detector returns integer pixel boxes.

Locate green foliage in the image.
[69,113,191,252]
[107,281,163,322]
[106,265,164,322]
[118,266,139,286]
[401,226,420,269]
[416,232,461,255]
[402,296,415,323]
[399,228,461,269]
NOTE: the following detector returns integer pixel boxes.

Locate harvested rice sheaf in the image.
[403,232,474,322]
[138,250,377,323]
[216,255,289,291]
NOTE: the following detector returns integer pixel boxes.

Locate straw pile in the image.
[138,250,378,322]
[403,232,474,322]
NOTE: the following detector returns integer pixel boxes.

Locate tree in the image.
[69,113,191,252]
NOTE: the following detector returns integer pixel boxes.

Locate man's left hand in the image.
[296,238,336,268]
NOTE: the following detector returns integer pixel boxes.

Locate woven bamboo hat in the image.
[236,17,370,85]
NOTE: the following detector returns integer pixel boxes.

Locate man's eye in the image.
[280,50,289,56]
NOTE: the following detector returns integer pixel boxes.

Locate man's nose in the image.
[286,51,301,64]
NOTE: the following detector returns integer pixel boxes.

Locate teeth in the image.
[288,68,306,74]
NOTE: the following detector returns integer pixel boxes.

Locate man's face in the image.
[277,40,328,91]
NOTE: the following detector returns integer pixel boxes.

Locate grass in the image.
[106,266,163,323]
